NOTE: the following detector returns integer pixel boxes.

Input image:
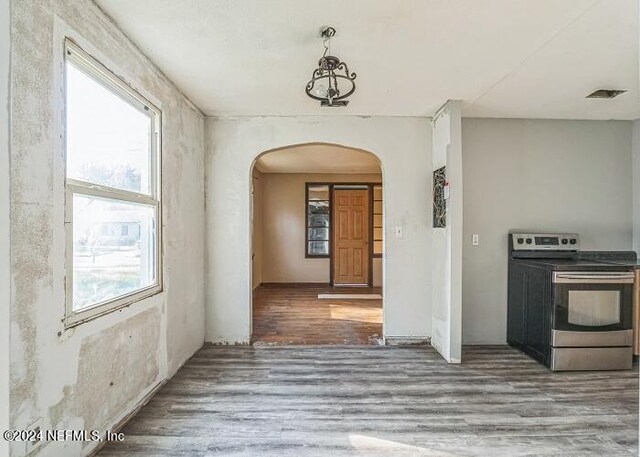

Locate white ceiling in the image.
[254,144,381,174]
[96,0,640,119]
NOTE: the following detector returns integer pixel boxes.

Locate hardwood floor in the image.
[98,346,638,456]
[251,285,383,345]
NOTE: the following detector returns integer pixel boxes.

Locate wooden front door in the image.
[332,189,370,285]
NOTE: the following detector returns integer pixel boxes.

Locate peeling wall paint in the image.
[1,0,12,455]
[9,0,206,455]
[74,308,160,433]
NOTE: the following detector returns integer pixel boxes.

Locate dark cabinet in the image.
[508,263,552,365]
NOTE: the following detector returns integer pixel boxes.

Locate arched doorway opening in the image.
[249,143,385,344]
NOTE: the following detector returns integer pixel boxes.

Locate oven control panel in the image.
[511,233,579,251]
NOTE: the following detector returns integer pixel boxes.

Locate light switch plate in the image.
[472,234,479,246]
[395,227,403,238]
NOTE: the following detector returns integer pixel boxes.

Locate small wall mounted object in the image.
[433,166,446,228]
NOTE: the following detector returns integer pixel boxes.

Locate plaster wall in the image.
[9,1,206,455]
[252,168,263,289]
[258,172,382,286]
[1,0,11,455]
[430,101,463,363]
[462,118,633,344]
[206,117,432,343]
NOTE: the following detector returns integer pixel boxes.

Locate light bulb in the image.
[313,84,327,97]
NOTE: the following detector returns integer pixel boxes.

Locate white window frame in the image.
[63,39,162,328]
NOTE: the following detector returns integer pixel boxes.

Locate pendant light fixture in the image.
[305,27,357,107]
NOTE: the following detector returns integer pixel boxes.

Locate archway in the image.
[249,143,385,344]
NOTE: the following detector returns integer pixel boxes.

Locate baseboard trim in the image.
[259,282,331,288]
[87,379,166,456]
[206,339,251,346]
[384,336,431,346]
[87,343,205,456]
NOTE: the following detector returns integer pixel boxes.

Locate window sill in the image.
[64,284,162,329]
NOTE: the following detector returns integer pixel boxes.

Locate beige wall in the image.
[633,120,640,255]
[462,118,633,344]
[252,169,264,289]
[255,173,383,286]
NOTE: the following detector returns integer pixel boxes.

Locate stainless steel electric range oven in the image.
[507,233,634,371]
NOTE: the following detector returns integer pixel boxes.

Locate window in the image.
[372,185,383,257]
[305,183,383,258]
[306,184,330,257]
[64,40,161,327]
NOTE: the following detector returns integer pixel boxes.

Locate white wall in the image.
[633,120,640,254]
[206,117,432,344]
[462,118,633,344]
[1,0,10,455]
[9,1,206,455]
[430,101,463,363]
[258,172,382,286]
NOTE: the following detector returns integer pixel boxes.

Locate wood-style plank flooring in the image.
[98,346,638,456]
[252,285,383,345]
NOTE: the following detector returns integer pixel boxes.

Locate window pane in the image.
[374,214,383,227]
[66,61,152,194]
[72,194,156,310]
[373,241,383,254]
[373,227,383,240]
[308,185,329,201]
[308,241,329,256]
[309,213,329,228]
[308,201,329,215]
[373,186,382,200]
[308,228,329,241]
[373,201,383,214]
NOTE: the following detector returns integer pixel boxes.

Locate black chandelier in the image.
[305,27,357,107]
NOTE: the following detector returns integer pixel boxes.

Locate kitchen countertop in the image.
[601,260,640,269]
[514,258,635,271]
[579,251,640,269]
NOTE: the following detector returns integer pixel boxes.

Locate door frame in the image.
[305,182,381,287]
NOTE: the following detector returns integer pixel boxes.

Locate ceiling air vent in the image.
[586,89,627,99]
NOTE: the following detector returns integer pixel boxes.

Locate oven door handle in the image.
[553,272,635,284]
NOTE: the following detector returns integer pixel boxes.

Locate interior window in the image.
[306,184,330,257]
[373,184,383,256]
[305,183,383,258]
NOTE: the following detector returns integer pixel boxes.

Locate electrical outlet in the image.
[24,419,42,455]
[472,234,479,246]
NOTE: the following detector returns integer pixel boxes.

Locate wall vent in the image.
[586,89,627,99]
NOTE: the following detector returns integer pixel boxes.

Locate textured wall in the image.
[206,117,432,344]
[1,0,11,455]
[462,118,633,344]
[9,1,206,455]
